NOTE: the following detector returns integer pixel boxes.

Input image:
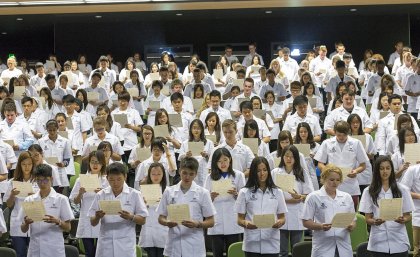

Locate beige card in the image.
[127,88,139,97]
[154,125,170,138]
[168,204,191,223]
[66,117,74,130]
[90,145,98,152]
[251,66,260,73]
[347,67,357,76]
[87,91,100,101]
[319,68,327,74]
[13,86,26,100]
[140,184,162,205]
[79,174,101,192]
[1,77,11,85]
[331,213,356,228]
[337,166,352,179]
[237,97,250,107]
[379,198,402,221]
[274,174,295,192]
[308,97,317,108]
[405,143,420,165]
[45,156,59,166]
[274,157,281,167]
[212,180,233,196]
[352,135,367,150]
[294,144,310,157]
[228,71,237,79]
[161,85,170,96]
[58,131,68,139]
[99,200,122,215]
[188,141,204,156]
[150,72,160,81]
[125,70,131,80]
[136,147,152,162]
[205,135,217,143]
[192,99,203,111]
[168,113,183,127]
[12,181,34,197]
[242,138,259,155]
[45,60,55,70]
[253,109,266,119]
[78,64,87,72]
[3,139,15,147]
[113,113,128,127]
[22,201,46,222]
[394,114,400,130]
[213,69,224,80]
[149,101,160,111]
[233,79,245,89]
[98,76,106,87]
[253,214,276,228]
[61,71,74,86]
[379,111,390,120]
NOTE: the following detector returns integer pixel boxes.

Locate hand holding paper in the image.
[168,204,190,224]
[99,200,122,215]
[22,201,47,222]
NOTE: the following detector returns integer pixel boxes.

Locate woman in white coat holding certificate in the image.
[235,157,287,257]
[69,151,109,257]
[359,156,414,257]
[271,145,314,257]
[301,164,355,257]
[204,148,245,257]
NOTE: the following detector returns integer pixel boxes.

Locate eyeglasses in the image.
[36,178,50,184]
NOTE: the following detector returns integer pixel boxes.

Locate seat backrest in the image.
[356,242,372,257]
[0,247,17,257]
[406,219,414,251]
[136,245,143,257]
[292,241,312,257]
[351,213,369,251]
[227,241,245,257]
[70,162,81,189]
[65,245,79,257]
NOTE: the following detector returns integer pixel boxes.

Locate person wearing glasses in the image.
[19,164,74,257]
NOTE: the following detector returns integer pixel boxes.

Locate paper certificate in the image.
[98,76,105,87]
[168,204,191,223]
[13,86,26,100]
[87,92,100,102]
[78,64,86,72]
[394,114,400,130]
[253,214,276,228]
[149,72,160,81]
[251,66,260,73]
[351,135,366,150]
[242,138,259,155]
[127,88,139,97]
[66,117,74,130]
[274,174,295,192]
[149,101,160,111]
[22,201,46,222]
[331,213,356,228]
[99,200,122,215]
[3,139,15,147]
[205,135,216,143]
[237,97,250,107]
[113,113,128,127]
[2,77,11,85]
[213,69,224,80]
[319,68,327,74]
[154,125,170,138]
[337,166,352,179]
[36,97,46,109]
[379,198,402,221]
[125,70,131,80]
[347,67,357,76]
[168,113,183,127]
[308,97,317,108]
[45,156,59,166]
[62,71,74,86]
[79,174,101,192]
[45,60,55,70]
[140,184,162,204]
[12,181,34,197]
[405,143,420,165]
[379,111,389,120]
[188,142,204,156]
[273,157,281,167]
[136,147,152,162]
[228,71,237,79]
[58,131,68,139]
[253,109,266,119]
[161,85,170,96]
[294,144,310,157]
[192,99,203,111]
[212,180,233,196]
[233,79,245,89]
[90,145,98,152]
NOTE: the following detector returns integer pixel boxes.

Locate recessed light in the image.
[176,13,183,16]
[350,8,357,12]
[16,18,23,21]
[1,32,7,35]
[95,15,102,18]
[265,10,273,14]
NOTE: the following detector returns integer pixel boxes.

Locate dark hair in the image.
[118,91,131,102]
[193,83,205,99]
[155,108,173,134]
[377,92,390,110]
[45,74,56,82]
[106,162,127,176]
[188,119,207,144]
[179,156,199,173]
[209,90,221,99]
[205,112,221,144]
[243,119,261,145]
[112,81,126,94]
[245,157,276,193]
[250,96,262,109]
[91,72,102,80]
[21,96,33,106]
[76,88,88,110]
[388,94,402,104]
[140,125,155,147]
[303,82,315,96]
[240,100,253,112]
[0,86,10,98]
[341,88,355,98]
[335,82,347,97]
[146,163,167,193]
[40,87,54,109]
[331,97,343,111]
[347,114,364,135]
[14,152,34,182]
[210,148,235,180]
[397,114,413,131]
[88,150,107,176]
[277,130,293,158]
[369,156,401,206]
[98,141,113,155]
[398,127,417,154]
[46,119,58,129]
[170,92,184,102]
[62,94,76,104]
[28,144,43,154]
[279,145,305,182]
[151,138,166,153]
[294,122,316,149]
[34,163,52,178]
[335,60,346,69]
[97,104,114,132]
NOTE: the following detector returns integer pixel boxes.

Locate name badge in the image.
[124,200,132,206]
[319,202,327,209]
[249,193,258,201]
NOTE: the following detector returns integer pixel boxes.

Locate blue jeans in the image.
[82,238,96,257]
[11,236,30,257]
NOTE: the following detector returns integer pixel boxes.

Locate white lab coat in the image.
[88,183,148,257]
[69,174,109,238]
[204,170,245,235]
[111,107,143,151]
[271,167,314,230]
[401,164,420,226]
[351,134,376,186]
[302,186,354,257]
[156,181,216,257]
[134,155,176,190]
[359,184,414,254]
[207,142,255,173]
[18,188,74,257]
[234,186,288,254]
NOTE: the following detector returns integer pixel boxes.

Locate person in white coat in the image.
[302,164,356,257]
[138,163,169,257]
[157,157,216,257]
[89,162,148,257]
[19,164,74,257]
[5,152,39,257]
[69,151,109,257]
[360,156,414,257]
[272,145,314,257]
[235,157,288,257]
[204,148,245,257]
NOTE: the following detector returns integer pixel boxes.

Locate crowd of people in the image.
[0,40,419,257]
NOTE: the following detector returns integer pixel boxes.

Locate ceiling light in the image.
[265,10,273,14]
[19,1,84,5]
[176,13,183,16]
[16,18,24,21]
[350,8,357,12]
[1,32,7,35]
[95,15,102,18]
